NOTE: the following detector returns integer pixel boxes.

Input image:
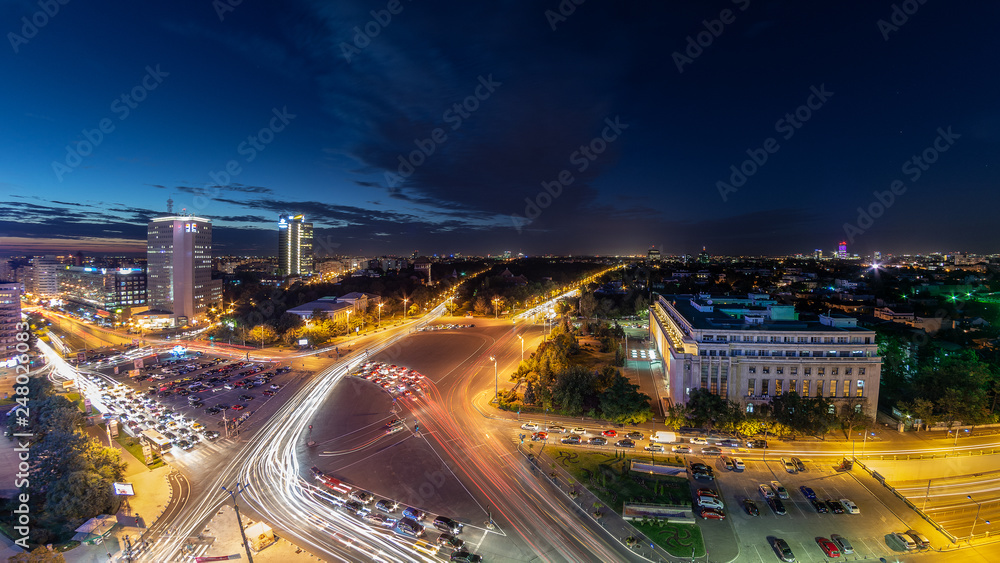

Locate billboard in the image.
[112,482,135,496]
[134,358,145,369]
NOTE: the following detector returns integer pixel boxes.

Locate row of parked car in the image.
[310,467,484,562]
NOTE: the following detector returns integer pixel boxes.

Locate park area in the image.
[547,447,705,557]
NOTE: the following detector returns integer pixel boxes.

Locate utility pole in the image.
[221,483,255,563]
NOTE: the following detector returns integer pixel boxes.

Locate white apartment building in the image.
[650,294,881,417]
[0,282,23,363]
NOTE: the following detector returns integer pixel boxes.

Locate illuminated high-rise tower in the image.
[278,214,313,276]
[147,214,222,324]
[838,241,847,259]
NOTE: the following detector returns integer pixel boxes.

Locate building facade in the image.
[278,215,313,276]
[146,216,222,325]
[56,266,146,325]
[0,282,22,364]
[649,294,881,417]
[31,255,60,297]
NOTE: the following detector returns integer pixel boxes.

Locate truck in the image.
[650,431,676,444]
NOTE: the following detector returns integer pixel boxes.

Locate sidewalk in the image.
[192,505,315,562]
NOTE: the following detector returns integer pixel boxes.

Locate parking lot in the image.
[84,350,296,456]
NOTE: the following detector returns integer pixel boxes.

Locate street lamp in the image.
[969,495,990,539]
[377,302,383,326]
[403,297,408,321]
[493,298,500,318]
[489,356,497,402]
[517,334,523,362]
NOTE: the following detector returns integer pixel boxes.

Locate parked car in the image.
[891,532,916,551]
[810,499,829,513]
[699,507,725,520]
[826,499,844,514]
[816,537,841,558]
[840,498,860,514]
[792,457,806,472]
[732,457,745,471]
[767,497,787,515]
[906,529,930,548]
[770,481,789,499]
[800,486,816,499]
[830,534,854,554]
[772,538,795,562]
[742,498,759,516]
[781,457,797,473]
[759,484,775,499]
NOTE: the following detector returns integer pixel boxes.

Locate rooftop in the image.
[661,294,870,332]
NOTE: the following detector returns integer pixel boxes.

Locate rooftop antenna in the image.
[166,198,174,213]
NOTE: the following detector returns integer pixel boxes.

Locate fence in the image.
[852,458,957,543]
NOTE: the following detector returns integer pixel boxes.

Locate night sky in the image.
[2,1,998,257]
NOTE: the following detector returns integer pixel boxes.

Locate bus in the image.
[141,429,172,453]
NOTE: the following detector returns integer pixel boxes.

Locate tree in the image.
[8,547,66,563]
[579,293,597,319]
[599,372,653,425]
[248,324,277,345]
[551,365,597,416]
[684,388,727,428]
[474,297,490,316]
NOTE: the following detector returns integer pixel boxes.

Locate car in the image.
[231,404,245,411]
[626,431,644,440]
[732,457,745,471]
[768,497,787,515]
[816,537,841,557]
[672,445,691,453]
[375,499,398,514]
[602,429,618,437]
[176,439,193,450]
[615,439,635,448]
[570,427,587,435]
[826,499,844,514]
[238,394,254,401]
[520,422,539,431]
[261,390,275,397]
[746,439,768,448]
[433,515,463,534]
[689,437,708,445]
[589,437,607,446]
[697,488,719,498]
[269,384,281,389]
[402,507,425,521]
[742,498,759,516]
[205,407,221,414]
[350,490,375,504]
[800,486,816,500]
[830,534,854,554]
[531,431,549,441]
[840,499,860,514]
[449,551,483,563]
[547,425,566,433]
[202,430,220,440]
[781,457,797,473]
[792,457,806,472]
[644,444,664,452]
[771,481,789,499]
[759,484,775,499]
[413,539,440,556]
[906,529,930,548]
[721,456,735,470]
[343,500,367,516]
[891,532,916,550]
[772,538,795,562]
[699,507,726,520]
[810,499,828,513]
[690,462,714,479]
[561,435,582,444]
[436,533,465,550]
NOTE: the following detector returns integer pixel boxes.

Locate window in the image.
[856,379,864,397]
[744,336,753,342]
[802,380,810,396]
[784,336,794,343]
[762,367,770,374]
[837,336,848,343]
[785,350,796,357]
[811,337,821,343]
[817,367,825,376]
[748,366,756,374]
[790,367,798,375]
[699,350,707,356]
[804,367,811,376]
[790,379,796,394]
[829,380,837,396]
[865,337,871,344]
[709,350,716,356]
[775,379,784,395]
[761,379,770,396]
[703,335,714,341]
[845,367,852,375]
[843,379,850,397]
[746,403,755,413]
[719,350,727,356]
[825,337,834,343]
[776,367,784,375]
[831,368,839,376]
[757,336,766,342]
[816,380,823,396]
[859,367,866,376]
[717,335,727,342]
[770,336,780,343]
[759,349,768,357]
[798,336,808,343]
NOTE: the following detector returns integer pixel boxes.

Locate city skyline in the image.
[2,2,999,257]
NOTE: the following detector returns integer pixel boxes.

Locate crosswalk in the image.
[161,436,239,467]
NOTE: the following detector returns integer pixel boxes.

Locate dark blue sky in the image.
[2,0,998,257]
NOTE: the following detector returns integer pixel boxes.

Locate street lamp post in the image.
[377,302,383,327]
[968,495,990,539]
[517,334,523,363]
[402,297,408,321]
[489,356,497,402]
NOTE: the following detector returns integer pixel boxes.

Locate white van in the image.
[891,532,916,550]
[732,457,745,471]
